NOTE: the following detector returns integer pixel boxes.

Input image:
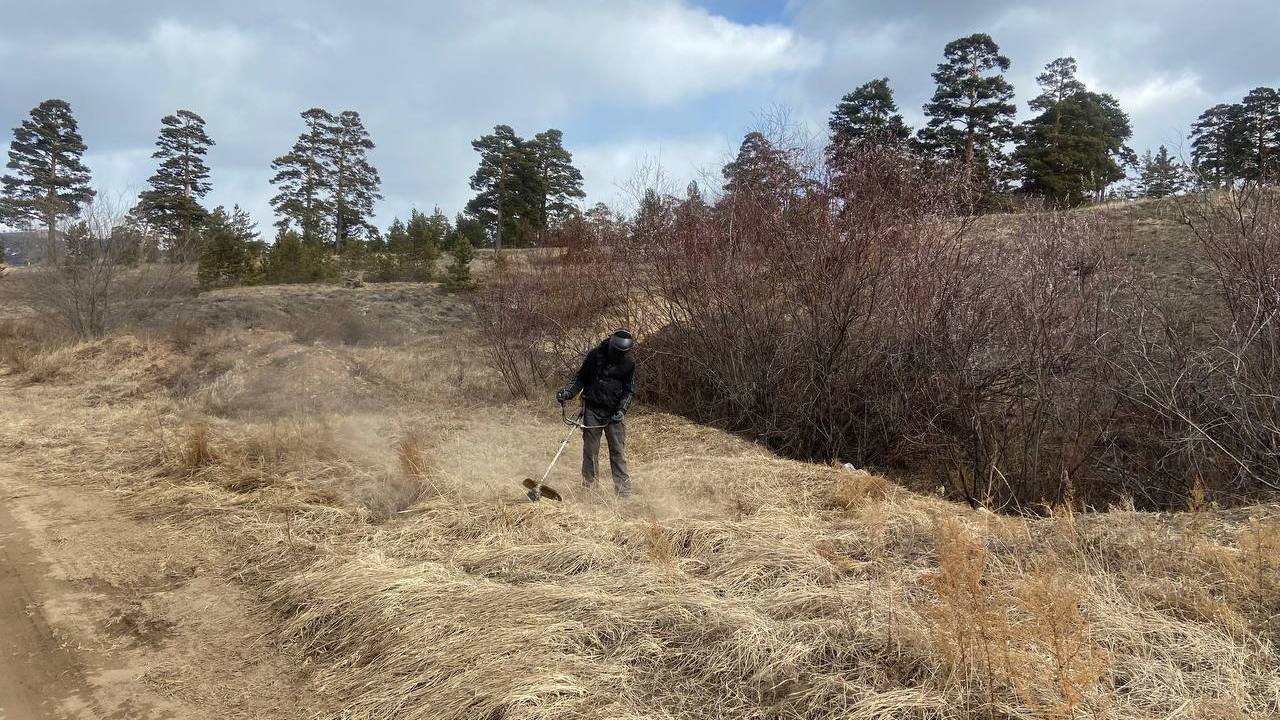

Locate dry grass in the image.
[0,281,1277,720]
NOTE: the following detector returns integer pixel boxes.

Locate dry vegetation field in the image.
[1,230,1278,718]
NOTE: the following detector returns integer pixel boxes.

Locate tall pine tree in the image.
[324,110,382,251]
[1190,103,1247,187]
[1015,58,1134,204]
[1238,87,1280,183]
[529,129,585,230]
[270,108,334,244]
[722,132,802,200]
[138,109,215,260]
[1030,57,1087,112]
[466,125,543,249]
[828,78,910,151]
[0,99,95,246]
[916,34,1017,192]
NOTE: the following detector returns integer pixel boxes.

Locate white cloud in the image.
[2,1,822,231]
[573,136,733,211]
[7,0,1277,235]
[1111,72,1205,113]
[82,148,153,200]
[574,3,819,105]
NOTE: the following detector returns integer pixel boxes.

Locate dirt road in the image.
[0,482,85,719]
[0,375,327,719]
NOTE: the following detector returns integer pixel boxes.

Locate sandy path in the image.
[0,480,84,719]
[0,374,328,719]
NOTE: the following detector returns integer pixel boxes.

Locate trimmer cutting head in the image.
[522,477,563,502]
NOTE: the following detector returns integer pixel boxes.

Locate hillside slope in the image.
[0,280,1277,719]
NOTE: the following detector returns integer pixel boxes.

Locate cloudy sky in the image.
[1,0,1277,231]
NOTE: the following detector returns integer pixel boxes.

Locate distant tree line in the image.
[823,34,1276,205]
[1190,87,1280,186]
[825,36,1135,206]
[465,125,586,249]
[2,34,1276,290]
[0,100,501,292]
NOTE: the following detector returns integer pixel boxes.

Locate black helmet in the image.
[608,329,634,354]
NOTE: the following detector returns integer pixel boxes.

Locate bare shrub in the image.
[900,210,1127,509]
[1107,186,1280,504]
[22,195,194,338]
[473,259,630,398]
[473,139,1280,510]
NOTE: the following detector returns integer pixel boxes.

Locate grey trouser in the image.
[581,406,630,495]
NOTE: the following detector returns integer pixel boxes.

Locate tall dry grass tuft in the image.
[639,514,677,567]
[1012,572,1110,719]
[923,516,1013,717]
[829,467,893,512]
[393,430,453,509]
[184,422,215,469]
[1237,519,1280,623]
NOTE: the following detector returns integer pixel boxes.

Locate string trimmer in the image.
[522,401,608,502]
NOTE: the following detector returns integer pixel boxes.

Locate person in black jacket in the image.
[557,329,636,496]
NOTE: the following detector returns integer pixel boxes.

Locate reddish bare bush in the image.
[473,140,1280,511]
[473,258,632,398]
[1107,186,1280,504]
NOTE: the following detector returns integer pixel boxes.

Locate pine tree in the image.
[466,125,544,249]
[1030,57,1087,112]
[828,78,911,157]
[138,110,214,260]
[1015,59,1134,204]
[385,218,410,254]
[0,99,95,246]
[529,129,585,231]
[1191,103,1249,187]
[405,208,442,280]
[427,206,451,265]
[915,34,1017,191]
[366,226,387,254]
[722,132,802,199]
[634,188,675,243]
[674,181,711,229]
[264,227,334,284]
[270,108,334,244]
[445,235,475,291]
[324,110,382,251]
[452,212,486,252]
[1238,87,1280,183]
[197,205,259,290]
[1136,146,1188,198]
[265,229,304,284]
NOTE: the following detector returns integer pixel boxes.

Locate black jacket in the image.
[563,340,636,413]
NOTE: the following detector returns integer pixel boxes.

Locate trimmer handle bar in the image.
[561,400,609,430]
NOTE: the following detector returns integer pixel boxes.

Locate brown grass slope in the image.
[0,278,1277,719]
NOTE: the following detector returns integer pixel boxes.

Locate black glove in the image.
[556,388,569,403]
[610,410,625,424]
